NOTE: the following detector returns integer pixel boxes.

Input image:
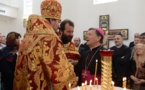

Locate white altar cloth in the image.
[71,85,131,90]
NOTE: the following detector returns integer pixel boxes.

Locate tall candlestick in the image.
[100,50,113,90]
[94,60,98,85]
[122,77,127,88]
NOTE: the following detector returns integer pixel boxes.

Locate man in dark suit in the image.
[110,34,131,87]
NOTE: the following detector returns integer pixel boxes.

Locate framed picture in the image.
[107,29,129,40]
[83,31,88,40]
[99,15,109,31]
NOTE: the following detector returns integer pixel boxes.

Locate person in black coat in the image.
[110,34,131,87]
[0,32,21,90]
[75,28,105,85]
[79,43,90,55]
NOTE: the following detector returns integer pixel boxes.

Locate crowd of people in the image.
[0,0,145,90]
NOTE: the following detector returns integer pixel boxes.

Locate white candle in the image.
[96,78,98,89]
[111,81,114,90]
[89,82,92,90]
[122,77,127,88]
[90,80,92,85]
[69,83,71,90]
[123,88,127,90]
[85,81,87,85]
[94,60,98,85]
[77,86,80,90]
[82,83,85,90]
[84,81,87,90]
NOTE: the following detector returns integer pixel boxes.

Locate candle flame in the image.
[69,83,71,87]
[82,83,84,86]
[96,59,98,62]
[123,77,127,81]
[111,81,114,85]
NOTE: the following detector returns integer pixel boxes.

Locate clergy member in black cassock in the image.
[110,34,131,87]
[74,28,105,85]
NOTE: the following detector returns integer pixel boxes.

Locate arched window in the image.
[93,0,118,5]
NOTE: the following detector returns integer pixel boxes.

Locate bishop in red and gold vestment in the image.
[13,0,77,89]
[13,14,77,90]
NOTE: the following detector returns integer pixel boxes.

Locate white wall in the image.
[0,0,25,37]
[0,0,145,48]
[58,0,145,47]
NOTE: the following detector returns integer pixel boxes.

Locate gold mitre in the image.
[41,0,62,20]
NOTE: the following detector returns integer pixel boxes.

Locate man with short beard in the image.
[59,19,80,65]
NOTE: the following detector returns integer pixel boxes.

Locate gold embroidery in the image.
[14,14,77,90]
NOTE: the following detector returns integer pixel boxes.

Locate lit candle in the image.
[69,83,71,90]
[96,78,98,89]
[111,81,114,90]
[94,60,98,85]
[90,80,92,85]
[82,83,85,90]
[122,77,127,88]
[89,81,92,90]
[123,88,127,90]
[77,86,81,90]
[85,81,87,85]
[84,81,87,90]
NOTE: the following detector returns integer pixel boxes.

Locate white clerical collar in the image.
[116,44,123,48]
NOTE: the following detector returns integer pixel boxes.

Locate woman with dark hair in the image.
[0,32,21,90]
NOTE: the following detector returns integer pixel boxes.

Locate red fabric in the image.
[81,69,101,85]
